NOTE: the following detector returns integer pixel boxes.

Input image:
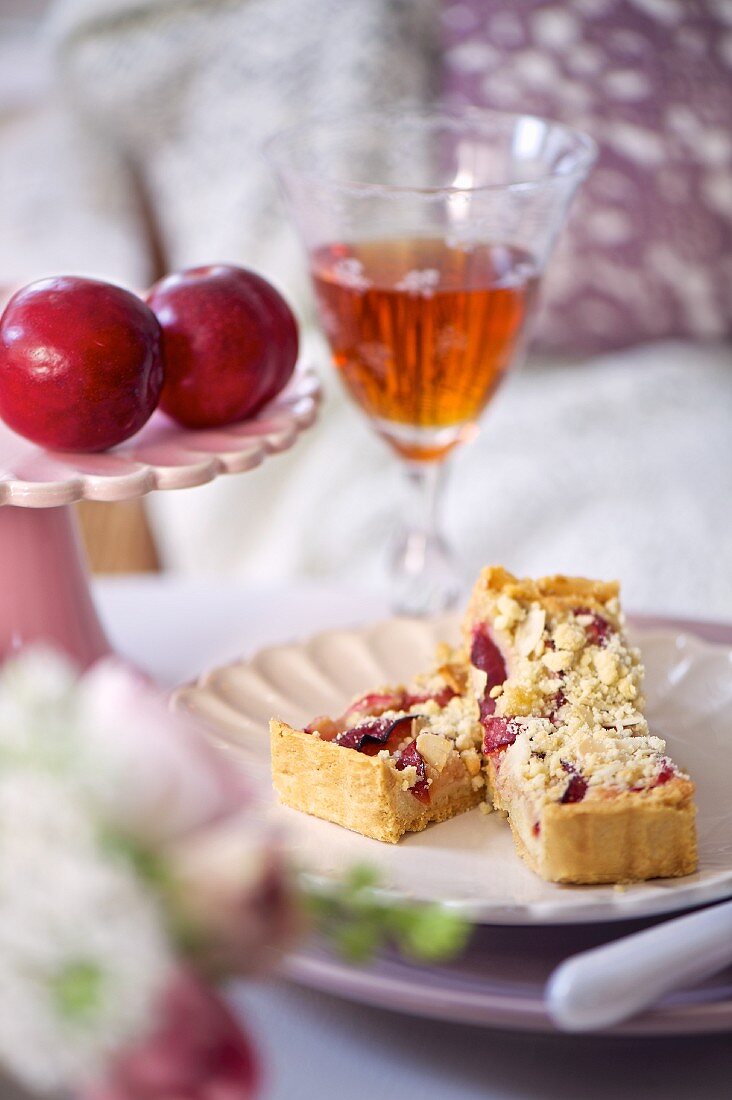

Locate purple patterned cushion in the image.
[443,0,732,353]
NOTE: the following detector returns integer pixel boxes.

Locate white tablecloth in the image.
[96,576,732,1100]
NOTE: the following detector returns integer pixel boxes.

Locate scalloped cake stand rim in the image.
[0,365,320,508]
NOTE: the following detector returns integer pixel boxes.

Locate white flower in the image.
[0,772,172,1094]
[0,650,250,846]
[0,648,81,771]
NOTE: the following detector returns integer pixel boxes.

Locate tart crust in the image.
[270,718,481,843]
[465,565,621,640]
[486,757,697,884]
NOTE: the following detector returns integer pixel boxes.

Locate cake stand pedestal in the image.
[0,368,320,667]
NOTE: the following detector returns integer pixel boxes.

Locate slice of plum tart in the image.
[270,645,485,843]
[465,566,697,883]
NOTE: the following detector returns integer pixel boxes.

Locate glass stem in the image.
[390,460,463,616]
[406,460,444,545]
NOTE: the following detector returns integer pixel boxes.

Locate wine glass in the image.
[265,109,595,615]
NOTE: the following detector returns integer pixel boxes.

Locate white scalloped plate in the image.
[172,615,732,925]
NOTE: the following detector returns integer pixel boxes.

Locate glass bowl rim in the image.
[263,106,598,197]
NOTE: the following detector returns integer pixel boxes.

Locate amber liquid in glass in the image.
[311,238,539,460]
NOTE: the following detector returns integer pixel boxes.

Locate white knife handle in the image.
[546,898,732,1032]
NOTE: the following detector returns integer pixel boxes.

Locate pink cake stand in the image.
[0,367,320,667]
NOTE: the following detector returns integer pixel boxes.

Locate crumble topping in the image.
[411,642,470,696]
[471,579,688,803]
[417,692,481,746]
[416,731,453,771]
[397,764,419,791]
[375,693,483,779]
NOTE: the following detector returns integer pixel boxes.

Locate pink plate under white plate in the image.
[283,918,732,1035]
[0,365,320,506]
[172,614,732,927]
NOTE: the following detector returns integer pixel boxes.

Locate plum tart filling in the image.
[304,647,483,804]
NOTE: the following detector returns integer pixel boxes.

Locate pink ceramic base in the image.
[0,505,109,667]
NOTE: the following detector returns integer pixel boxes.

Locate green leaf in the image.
[334,920,383,963]
[342,863,380,893]
[395,905,471,961]
[304,864,472,965]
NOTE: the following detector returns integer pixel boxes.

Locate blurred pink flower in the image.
[171,821,301,976]
[79,659,251,844]
[81,968,260,1100]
